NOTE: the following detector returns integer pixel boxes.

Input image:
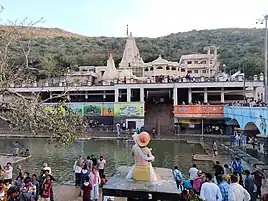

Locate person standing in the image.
[41,175,52,201]
[116,123,121,137]
[228,174,250,201]
[86,156,93,171]
[97,156,106,179]
[12,141,20,157]
[231,157,243,186]
[20,177,37,198]
[213,161,224,178]
[3,162,13,184]
[193,171,205,195]
[0,180,7,201]
[91,154,97,167]
[173,166,183,189]
[212,141,218,157]
[217,175,229,201]
[73,156,83,187]
[82,176,92,201]
[80,164,90,197]
[89,167,101,201]
[189,164,198,187]
[244,170,256,201]
[251,168,265,199]
[200,173,222,201]
[242,134,247,147]
[32,174,40,201]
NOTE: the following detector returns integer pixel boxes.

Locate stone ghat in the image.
[103,166,178,201]
[0,154,31,165]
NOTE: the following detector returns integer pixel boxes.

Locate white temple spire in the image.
[101,53,118,81]
[119,32,144,69]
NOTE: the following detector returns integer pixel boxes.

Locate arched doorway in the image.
[244,122,261,137]
[225,119,240,135]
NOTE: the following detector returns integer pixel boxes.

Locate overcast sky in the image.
[1,0,268,37]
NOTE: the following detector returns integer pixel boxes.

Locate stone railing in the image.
[7,77,263,88]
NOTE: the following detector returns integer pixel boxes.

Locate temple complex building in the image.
[0,32,264,136]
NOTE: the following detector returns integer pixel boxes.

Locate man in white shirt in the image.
[228,174,250,201]
[73,156,83,186]
[189,164,198,186]
[3,162,13,184]
[97,155,106,179]
[200,173,222,201]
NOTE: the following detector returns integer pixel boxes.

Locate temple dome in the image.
[151,55,169,65]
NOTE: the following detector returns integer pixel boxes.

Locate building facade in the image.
[0,32,265,134]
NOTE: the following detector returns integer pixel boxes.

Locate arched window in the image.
[166,66,170,70]
[156,67,163,70]
[150,67,154,71]
[144,68,149,71]
[171,67,176,70]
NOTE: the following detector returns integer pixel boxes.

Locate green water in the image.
[0,138,213,184]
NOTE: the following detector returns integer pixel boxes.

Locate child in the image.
[178,190,189,201]
[82,176,92,201]
[32,174,40,201]
[101,175,108,187]
[41,175,52,201]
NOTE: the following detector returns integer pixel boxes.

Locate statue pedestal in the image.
[103,166,178,201]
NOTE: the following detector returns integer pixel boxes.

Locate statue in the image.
[126,131,158,183]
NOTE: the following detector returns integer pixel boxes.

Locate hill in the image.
[4,27,267,76]
[0,26,85,38]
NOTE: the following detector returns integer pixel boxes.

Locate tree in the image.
[0,8,85,145]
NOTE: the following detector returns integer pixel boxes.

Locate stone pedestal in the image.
[103,166,178,201]
[200,76,205,82]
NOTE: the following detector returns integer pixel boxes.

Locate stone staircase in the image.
[144,103,174,135]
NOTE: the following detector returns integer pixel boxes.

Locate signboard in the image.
[174,105,223,118]
[114,103,144,117]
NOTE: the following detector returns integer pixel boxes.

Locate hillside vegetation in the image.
[6,27,267,76]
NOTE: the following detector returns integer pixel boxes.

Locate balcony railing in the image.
[173,105,224,118]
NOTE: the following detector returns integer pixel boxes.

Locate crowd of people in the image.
[173,157,267,201]
[73,154,107,201]
[0,162,55,201]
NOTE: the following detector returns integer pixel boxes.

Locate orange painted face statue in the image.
[126,132,158,183]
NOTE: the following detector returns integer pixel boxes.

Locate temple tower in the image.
[119,32,144,76]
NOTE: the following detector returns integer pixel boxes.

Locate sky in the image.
[1,0,268,38]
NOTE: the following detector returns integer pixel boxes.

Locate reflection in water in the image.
[0,139,214,184]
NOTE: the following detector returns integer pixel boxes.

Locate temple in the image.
[0,32,264,137]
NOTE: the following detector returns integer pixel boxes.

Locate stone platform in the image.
[103,166,178,201]
[0,154,31,165]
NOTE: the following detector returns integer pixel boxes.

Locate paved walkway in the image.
[54,185,126,201]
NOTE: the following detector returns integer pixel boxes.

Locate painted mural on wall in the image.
[83,104,102,116]
[114,103,144,117]
[102,103,114,116]
[68,103,83,115]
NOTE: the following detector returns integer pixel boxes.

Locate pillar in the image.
[140,88,144,103]
[127,88,131,102]
[204,88,208,103]
[221,87,225,103]
[253,87,258,101]
[188,88,192,104]
[115,88,119,102]
[173,87,178,105]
